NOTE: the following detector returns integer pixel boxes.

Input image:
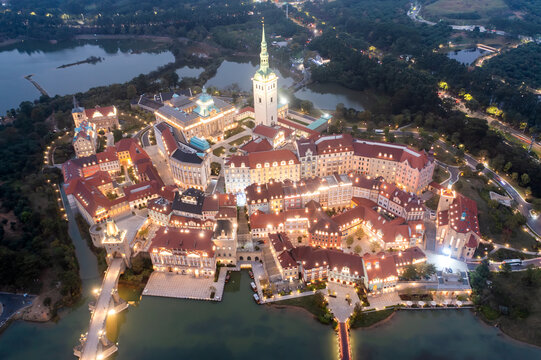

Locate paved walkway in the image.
[326,283,360,322]
[365,292,402,311]
[143,270,227,301]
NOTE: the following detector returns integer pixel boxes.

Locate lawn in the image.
[229,135,251,147]
[488,248,536,261]
[349,308,395,328]
[432,165,449,184]
[274,293,333,324]
[455,177,537,250]
[476,269,541,347]
[224,126,245,139]
[213,146,225,157]
[424,0,510,23]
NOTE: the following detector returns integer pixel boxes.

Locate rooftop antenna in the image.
[286,3,288,19]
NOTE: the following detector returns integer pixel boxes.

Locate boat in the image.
[225,273,230,283]
[250,281,257,292]
[249,270,254,279]
[253,293,260,304]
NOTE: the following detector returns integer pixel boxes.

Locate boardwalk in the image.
[80,258,123,360]
[24,75,49,97]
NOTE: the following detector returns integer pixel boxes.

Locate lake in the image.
[205,60,366,111]
[0,40,175,114]
[353,310,541,359]
[447,48,488,66]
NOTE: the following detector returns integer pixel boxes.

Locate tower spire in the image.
[259,19,269,74]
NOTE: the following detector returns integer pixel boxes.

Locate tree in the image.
[475,163,485,171]
[521,173,530,186]
[503,161,512,173]
[470,260,491,293]
[501,262,512,276]
[346,236,354,246]
[353,245,362,254]
[402,264,418,280]
[127,84,137,99]
[418,263,437,278]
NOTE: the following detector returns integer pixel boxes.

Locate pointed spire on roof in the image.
[259,18,269,74]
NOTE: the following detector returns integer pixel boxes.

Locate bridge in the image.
[337,321,352,360]
[74,258,128,360]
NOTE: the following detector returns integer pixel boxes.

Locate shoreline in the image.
[473,308,541,350]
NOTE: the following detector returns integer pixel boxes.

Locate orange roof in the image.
[84,105,116,118]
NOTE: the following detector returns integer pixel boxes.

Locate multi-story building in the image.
[96,147,121,175]
[154,88,236,142]
[296,135,435,194]
[72,121,97,158]
[252,23,278,127]
[334,198,425,250]
[224,149,300,194]
[252,124,291,148]
[288,246,367,287]
[154,122,211,190]
[244,174,425,220]
[213,219,237,266]
[249,211,285,238]
[435,186,480,260]
[72,104,119,132]
[149,227,216,277]
[363,247,426,293]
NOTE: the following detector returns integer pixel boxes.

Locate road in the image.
[408,3,509,36]
[80,258,123,360]
[0,293,35,328]
[441,92,541,155]
[141,128,151,147]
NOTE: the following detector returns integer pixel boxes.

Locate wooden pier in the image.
[24,75,49,97]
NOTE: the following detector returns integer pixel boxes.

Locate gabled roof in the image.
[226,149,299,168]
[249,210,285,229]
[84,106,116,118]
[149,227,214,256]
[269,233,293,253]
[240,138,273,153]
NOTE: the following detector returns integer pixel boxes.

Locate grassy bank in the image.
[274,293,334,325]
[455,176,537,250]
[472,262,541,347]
[350,307,395,328]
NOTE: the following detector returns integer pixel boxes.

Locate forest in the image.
[483,42,541,89]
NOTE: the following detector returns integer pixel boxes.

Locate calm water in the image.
[354,310,541,359]
[115,272,336,360]
[0,40,174,114]
[205,60,295,91]
[447,48,488,65]
[206,60,366,111]
[295,82,366,111]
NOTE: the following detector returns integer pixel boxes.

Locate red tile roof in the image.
[253,124,280,139]
[84,106,116,118]
[96,147,118,163]
[249,210,285,229]
[240,138,273,153]
[289,246,364,275]
[150,227,214,256]
[269,233,293,253]
[226,149,299,168]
